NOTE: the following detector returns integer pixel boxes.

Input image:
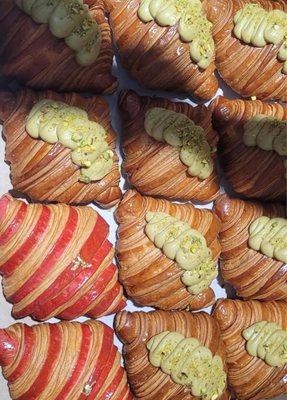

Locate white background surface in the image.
[0,58,285,399]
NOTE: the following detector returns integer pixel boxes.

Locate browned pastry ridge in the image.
[105,0,219,100]
[212,96,286,203]
[119,90,220,203]
[0,89,122,207]
[213,299,287,400]
[115,309,230,400]
[214,194,287,302]
[116,189,221,311]
[207,0,287,101]
[0,0,117,93]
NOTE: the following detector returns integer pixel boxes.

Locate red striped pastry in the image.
[212,96,286,203]
[0,88,122,207]
[213,299,287,400]
[105,0,219,101]
[116,189,221,311]
[0,194,126,321]
[207,0,287,101]
[0,320,132,400]
[0,0,117,93]
[214,194,287,302]
[119,91,220,203]
[115,309,230,400]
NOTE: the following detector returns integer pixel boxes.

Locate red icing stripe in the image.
[80,213,109,263]
[100,366,125,400]
[0,197,26,246]
[0,205,51,277]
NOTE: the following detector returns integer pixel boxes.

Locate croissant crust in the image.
[0,0,117,93]
[0,89,122,207]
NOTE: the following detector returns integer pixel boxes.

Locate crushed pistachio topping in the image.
[71,255,92,271]
[144,107,214,179]
[243,321,287,367]
[248,216,287,263]
[243,114,287,156]
[26,99,113,183]
[15,0,102,66]
[145,211,217,294]
[147,331,226,400]
[138,0,214,69]
[233,4,287,74]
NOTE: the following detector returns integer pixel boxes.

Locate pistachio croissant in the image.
[214,194,287,302]
[0,88,121,207]
[0,194,126,321]
[115,309,230,400]
[212,96,286,202]
[0,0,117,93]
[0,320,132,399]
[213,299,287,400]
[116,189,221,311]
[105,0,219,101]
[119,90,220,203]
[207,0,287,101]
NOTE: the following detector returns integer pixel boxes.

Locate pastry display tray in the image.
[0,60,285,400]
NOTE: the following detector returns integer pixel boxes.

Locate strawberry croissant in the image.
[0,320,132,400]
[0,194,126,321]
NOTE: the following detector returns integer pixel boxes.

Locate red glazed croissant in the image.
[0,0,117,93]
[0,194,126,321]
[0,320,132,399]
[214,194,287,302]
[115,309,230,400]
[0,88,122,207]
[116,189,221,311]
[119,90,220,203]
[106,0,219,100]
[213,299,287,400]
[212,96,286,203]
[207,0,287,101]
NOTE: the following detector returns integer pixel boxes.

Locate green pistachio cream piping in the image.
[248,216,287,263]
[138,0,215,69]
[145,212,217,295]
[26,99,113,183]
[243,321,287,367]
[144,107,214,180]
[233,4,287,74]
[147,331,227,400]
[15,0,102,66]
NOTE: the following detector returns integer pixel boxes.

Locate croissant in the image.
[212,96,286,203]
[119,90,220,203]
[105,0,219,101]
[0,0,117,93]
[207,0,287,101]
[0,88,122,207]
[214,194,287,302]
[213,299,287,400]
[116,189,221,311]
[0,193,126,321]
[0,319,132,399]
[115,309,230,400]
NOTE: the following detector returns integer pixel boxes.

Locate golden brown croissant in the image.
[214,194,287,302]
[213,299,287,400]
[105,0,219,101]
[0,88,122,207]
[115,309,230,400]
[119,90,220,203]
[212,96,286,203]
[0,319,132,399]
[0,193,126,320]
[0,0,117,93]
[207,0,287,101]
[116,189,222,311]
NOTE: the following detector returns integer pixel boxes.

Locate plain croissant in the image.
[0,194,126,321]
[0,0,117,93]
[0,88,122,207]
[0,319,132,399]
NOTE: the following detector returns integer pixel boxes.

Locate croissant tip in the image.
[0,193,13,226]
[0,89,15,121]
[0,328,18,367]
[118,90,141,120]
[214,194,231,220]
